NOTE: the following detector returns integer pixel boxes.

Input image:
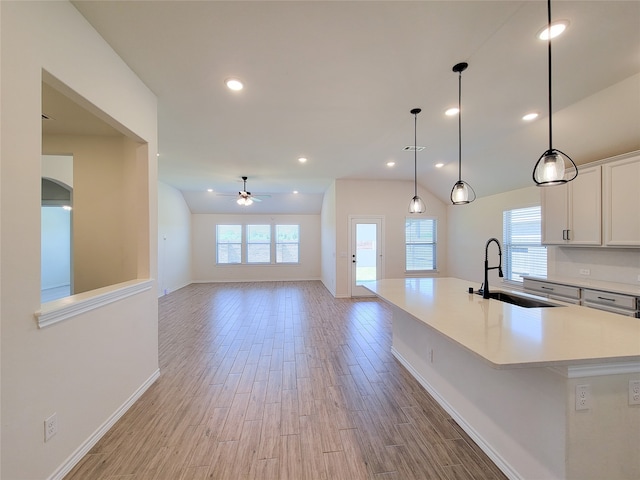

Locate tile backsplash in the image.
[548,247,640,285]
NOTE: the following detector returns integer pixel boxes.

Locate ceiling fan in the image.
[222,176,269,206]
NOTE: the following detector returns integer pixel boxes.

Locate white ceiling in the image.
[70,1,640,214]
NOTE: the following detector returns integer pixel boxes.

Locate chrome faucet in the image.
[482,238,504,299]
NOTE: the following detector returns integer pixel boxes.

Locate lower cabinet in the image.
[523,278,639,317]
[523,278,581,304]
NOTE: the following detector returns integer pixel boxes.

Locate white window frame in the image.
[216,224,242,264]
[275,224,300,264]
[405,217,437,273]
[246,224,272,264]
[215,223,301,266]
[502,205,547,284]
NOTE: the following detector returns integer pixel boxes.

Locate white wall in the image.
[0,2,158,479]
[158,182,192,296]
[320,181,337,296]
[334,179,447,298]
[447,186,540,286]
[192,214,321,282]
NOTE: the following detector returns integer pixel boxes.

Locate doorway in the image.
[350,216,384,297]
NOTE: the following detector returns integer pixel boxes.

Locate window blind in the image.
[406,218,436,271]
[503,206,547,282]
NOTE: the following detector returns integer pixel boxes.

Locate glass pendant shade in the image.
[450,180,476,205]
[532,148,577,185]
[408,108,426,214]
[408,195,426,214]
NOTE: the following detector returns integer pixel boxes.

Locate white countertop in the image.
[365,277,640,368]
[523,275,640,296]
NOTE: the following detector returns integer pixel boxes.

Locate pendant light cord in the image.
[547,0,553,151]
[458,70,462,182]
[414,112,418,196]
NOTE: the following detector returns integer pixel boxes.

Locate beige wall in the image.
[192,213,321,282]
[1,2,158,478]
[447,185,540,286]
[43,135,147,294]
[447,184,640,288]
[334,179,447,298]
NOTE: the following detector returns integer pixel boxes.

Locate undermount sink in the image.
[476,291,562,308]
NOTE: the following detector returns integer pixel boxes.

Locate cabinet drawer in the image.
[582,289,638,310]
[523,279,581,300]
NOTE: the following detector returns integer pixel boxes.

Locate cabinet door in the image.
[541,183,568,244]
[603,155,640,246]
[568,166,601,245]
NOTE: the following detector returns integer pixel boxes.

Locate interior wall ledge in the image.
[35,278,154,328]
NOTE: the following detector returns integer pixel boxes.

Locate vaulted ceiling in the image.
[69,1,640,214]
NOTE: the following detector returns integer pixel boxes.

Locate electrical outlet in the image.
[579,269,590,276]
[44,413,58,442]
[575,384,591,411]
[630,380,640,405]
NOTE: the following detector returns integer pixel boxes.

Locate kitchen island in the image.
[365,277,640,480]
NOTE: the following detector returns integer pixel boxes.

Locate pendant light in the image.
[532,0,578,186]
[408,108,426,214]
[450,62,476,205]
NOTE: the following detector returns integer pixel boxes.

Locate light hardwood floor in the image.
[65,281,507,480]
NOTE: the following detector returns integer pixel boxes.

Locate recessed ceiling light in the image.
[207,188,213,192]
[445,107,460,116]
[522,112,539,121]
[386,161,396,167]
[435,163,445,168]
[225,78,244,91]
[537,21,568,40]
[293,190,299,194]
[298,157,307,163]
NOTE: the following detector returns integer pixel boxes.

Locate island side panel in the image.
[566,373,640,479]
[389,305,566,480]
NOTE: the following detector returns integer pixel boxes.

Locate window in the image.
[503,206,547,282]
[276,225,300,263]
[216,225,242,264]
[247,224,271,263]
[215,224,300,265]
[406,218,437,271]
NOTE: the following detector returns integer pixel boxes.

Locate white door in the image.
[350,217,383,297]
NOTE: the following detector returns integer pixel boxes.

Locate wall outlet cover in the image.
[575,384,591,411]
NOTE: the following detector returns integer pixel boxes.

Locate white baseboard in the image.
[47,369,161,480]
[191,277,321,284]
[391,347,520,480]
[158,281,191,297]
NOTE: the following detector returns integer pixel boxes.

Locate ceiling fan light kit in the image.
[532,0,578,186]
[450,61,476,205]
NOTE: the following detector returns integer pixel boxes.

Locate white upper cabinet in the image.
[541,165,602,245]
[603,154,640,246]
